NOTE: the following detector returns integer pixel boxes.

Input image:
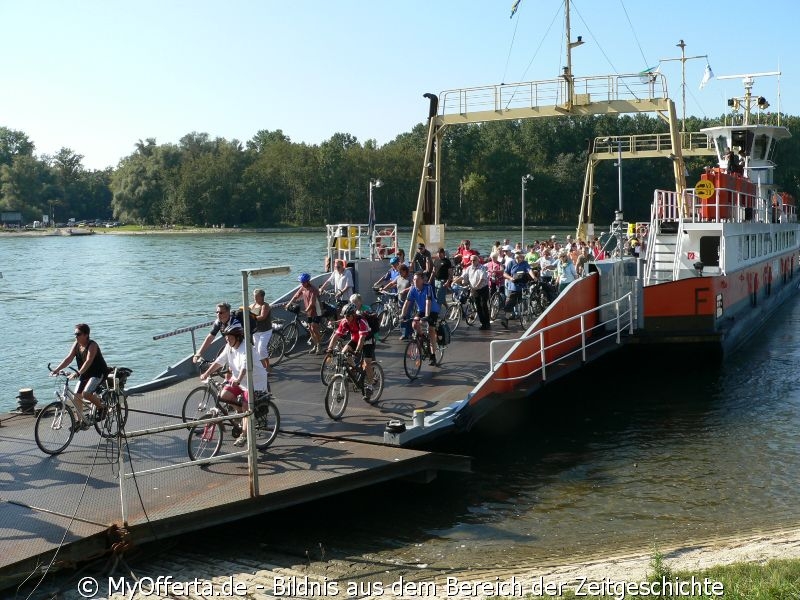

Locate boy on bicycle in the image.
[325,304,375,400]
[400,271,441,365]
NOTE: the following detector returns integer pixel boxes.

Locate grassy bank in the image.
[528,554,800,599]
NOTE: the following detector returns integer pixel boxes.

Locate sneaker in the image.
[315,346,324,355]
[399,335,409,340]
[233,434,247,447]
[429,357,437,366]
[308,345,318,355]
[363,384,373,400]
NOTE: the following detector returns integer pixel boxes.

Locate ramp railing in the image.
[488,292,633,384]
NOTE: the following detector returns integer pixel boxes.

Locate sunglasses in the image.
[74,332,84,337]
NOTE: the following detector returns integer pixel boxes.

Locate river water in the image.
[3,230,799,571]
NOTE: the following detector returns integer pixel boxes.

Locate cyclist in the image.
[200,323,268,447]
[373,256,402,288]
[400,271,441,365]
[50,323,109,432]
[319,259,354,305]
[287,272,323,354]
[194,302,235,363]
[325,303,375,400]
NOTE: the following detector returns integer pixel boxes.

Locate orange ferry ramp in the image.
[0,272,630,591]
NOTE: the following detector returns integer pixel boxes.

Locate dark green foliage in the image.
[3,114,800,227]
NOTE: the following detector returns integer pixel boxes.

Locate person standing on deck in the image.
[431,247,454,307]
[413,242,434,282]
[287,273,324,354]
[50,323,109,432]
[250,289,273,373]
[462,254,491,330]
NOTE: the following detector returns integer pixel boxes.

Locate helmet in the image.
[389,257,399,265]
[222,322,244,336]
[342,303,357,317]
[298,273,311,283]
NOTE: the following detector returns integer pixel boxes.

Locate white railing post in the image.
[580,314,586,362]
[539,330,547,381]
[616,300,622,343]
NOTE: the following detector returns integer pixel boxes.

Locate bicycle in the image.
[402,318,445,380]
[265,324,286,366]
[370,288,402,341]
[323,348,385,419]
[35,364,131,455]
[278,302,334,355]
[445,283,477,332]
[186,389,280,460]
[488,286,506,322]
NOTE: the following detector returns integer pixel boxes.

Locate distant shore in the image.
[1,224,572,238]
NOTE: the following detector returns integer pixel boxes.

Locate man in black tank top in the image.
[51,323,109,431]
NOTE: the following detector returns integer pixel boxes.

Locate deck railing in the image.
[488,292,633,384]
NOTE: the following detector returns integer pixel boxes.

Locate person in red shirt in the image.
[325,303,376,400]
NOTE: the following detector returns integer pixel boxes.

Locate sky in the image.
[2,0,798,171]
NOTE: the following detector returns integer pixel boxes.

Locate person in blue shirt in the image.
[500,250,532,328]
[400,271,441,365]
[373,256,401,287]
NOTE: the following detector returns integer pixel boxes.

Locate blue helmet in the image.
[389,257,399,265]
[298,273,311,284]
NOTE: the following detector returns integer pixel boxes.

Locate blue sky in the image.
[1,0,797,171]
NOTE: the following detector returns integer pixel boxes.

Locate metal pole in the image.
[615,141,623,216]
[241,270,259,497]
[521,177,525,246]
[369,181,374,260]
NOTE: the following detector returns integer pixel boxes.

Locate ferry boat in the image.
[635,72,799,354]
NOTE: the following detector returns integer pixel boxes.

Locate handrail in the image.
[488,292,633,383]
[152,320,214,341]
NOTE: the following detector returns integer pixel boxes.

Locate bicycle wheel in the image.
[182,386,216,423]
[446,302,461,332]
[187,413,223,460]
[488,292,501,321]
[267,331,285,366]
[403,340,423,380]
[94,391,129,438]
[465,299,478,326]
[519,297,531,328]
[35,401,76,455]
[253,395,280,450]
[317,316,334,345]
[433,344,445,366]
[324,374,349,420]
[363,362,384,405]
[320,352,337,386]
[282,322,300,354]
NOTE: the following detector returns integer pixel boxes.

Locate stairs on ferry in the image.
[645,221,679,285]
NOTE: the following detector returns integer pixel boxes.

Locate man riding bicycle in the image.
[199,322,268,447]
[400,271,441,365]
[325,303,376,400]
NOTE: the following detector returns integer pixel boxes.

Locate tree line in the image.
[3,113,800,228]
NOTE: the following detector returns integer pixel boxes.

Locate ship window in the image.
[753,134,768,160]
[700,236,720,266]
[742,235,750,260]
[750,234,757,258]
[757,233,763,256]
[764,233,772,254]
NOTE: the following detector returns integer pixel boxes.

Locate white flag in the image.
[699,64,714,90]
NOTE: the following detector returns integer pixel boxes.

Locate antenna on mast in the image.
[659,39,710,132]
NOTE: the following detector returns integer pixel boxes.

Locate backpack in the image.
[232,307,258,335]
[362,310,381,340]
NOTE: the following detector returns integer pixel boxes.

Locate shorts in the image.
[346,341,376,359]
[222,383,249,404]
[76,376,102,395]
[253,329,273,360]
